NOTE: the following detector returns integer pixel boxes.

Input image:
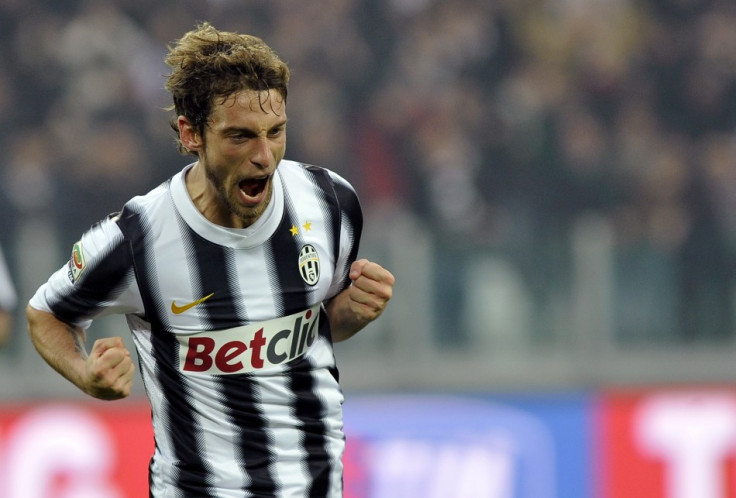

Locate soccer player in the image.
[26,22,394,497]
[0,242,17,347]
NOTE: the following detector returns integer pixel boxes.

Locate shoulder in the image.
[123,177,174,215]
[280,160,359,203]
[114,175,176,237]
[279,160,350,184]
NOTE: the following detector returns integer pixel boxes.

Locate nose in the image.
[251,136,274,169]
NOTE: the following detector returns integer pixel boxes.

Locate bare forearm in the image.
[26,304,135,400]
[326,292,371,342]
[26,304,89,392]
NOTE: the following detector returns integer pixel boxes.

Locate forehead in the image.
[209,89,286,127]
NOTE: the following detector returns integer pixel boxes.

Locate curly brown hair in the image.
[164,22,290,155]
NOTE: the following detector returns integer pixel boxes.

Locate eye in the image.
[268,127,284,138]
[229,131,255,142]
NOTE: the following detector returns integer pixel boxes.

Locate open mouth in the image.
[239,176,268,199]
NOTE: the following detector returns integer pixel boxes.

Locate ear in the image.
[178,116,203,153]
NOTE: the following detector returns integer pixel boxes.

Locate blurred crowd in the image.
[0,0,734,347]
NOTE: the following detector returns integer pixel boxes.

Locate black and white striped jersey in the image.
[29,159,363,497]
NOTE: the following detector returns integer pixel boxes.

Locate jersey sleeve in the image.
[28,214,143,329]
[325,170,363,300]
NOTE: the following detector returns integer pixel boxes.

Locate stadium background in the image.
[1,0,736,496]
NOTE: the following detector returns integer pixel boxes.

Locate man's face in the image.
[196,89,287,228]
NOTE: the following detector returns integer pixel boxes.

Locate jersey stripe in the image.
[47,229,131,323]
[266,187,308,315]
[219,376,278,495]
[331,174,363,290]
[305,165,341,278]
[182,223,280,495]
[119,204,218,497]
[182,224,243,329]
[288,363,332,497]
[278,183,333,494]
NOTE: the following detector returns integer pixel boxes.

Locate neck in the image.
[185,163,231,227]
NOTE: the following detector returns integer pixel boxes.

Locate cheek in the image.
[208,145,244,169]
[272,140,287,161]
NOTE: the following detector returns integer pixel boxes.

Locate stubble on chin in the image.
[202,162,274,229]
[238,185,272,227]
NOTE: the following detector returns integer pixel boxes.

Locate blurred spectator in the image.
[0,243,17,348]
[1,0,735,349]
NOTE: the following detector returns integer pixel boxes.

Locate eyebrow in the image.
[221,119,288,136]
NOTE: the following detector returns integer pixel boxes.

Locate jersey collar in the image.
[170,163,285,248]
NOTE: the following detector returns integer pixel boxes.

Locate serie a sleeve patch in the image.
[66,241,86,284]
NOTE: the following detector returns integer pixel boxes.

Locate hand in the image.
[346,259,395,323]
[84,337,135,400]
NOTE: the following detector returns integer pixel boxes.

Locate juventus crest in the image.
[298,244,320,286]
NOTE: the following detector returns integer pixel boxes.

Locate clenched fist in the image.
[346,259,395,321]
[328,258,395,342]
[84,336,135,400]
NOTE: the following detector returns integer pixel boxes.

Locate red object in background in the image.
[343,435,371,498]
[0,400,153,498]
[596,389,736,498]
[9,390,736,498]
[100,402,154,496]
[596,391,667,498]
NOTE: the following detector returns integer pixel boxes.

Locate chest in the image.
[150,227,335,333]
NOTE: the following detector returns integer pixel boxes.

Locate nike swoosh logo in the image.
[171,292,215,314]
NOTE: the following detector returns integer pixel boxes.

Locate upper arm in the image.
[325,170,363,300]
[29,216,140,328]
